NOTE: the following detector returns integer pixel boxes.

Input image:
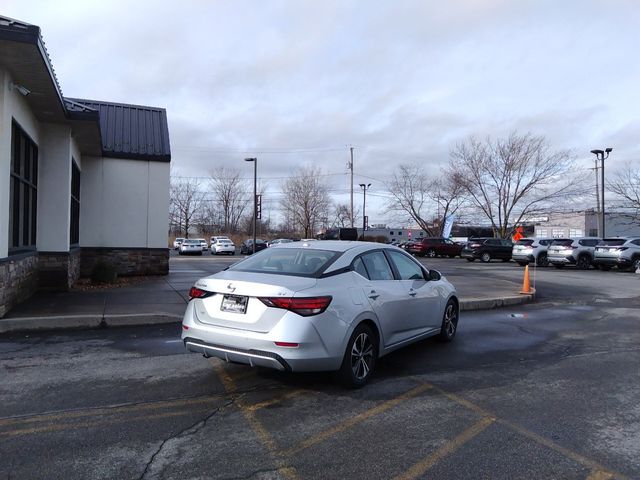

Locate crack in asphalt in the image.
[138,397,237,480]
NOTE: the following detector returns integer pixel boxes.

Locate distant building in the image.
[533,211,640,238]
[0,16,170,317]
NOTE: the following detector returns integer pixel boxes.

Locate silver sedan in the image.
[182,241,459,387]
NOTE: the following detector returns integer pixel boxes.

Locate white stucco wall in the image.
[37,123,72,252]
[0,68,42,258]
[80,157,169,248]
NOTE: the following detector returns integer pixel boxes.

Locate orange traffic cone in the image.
[520,264,533,294]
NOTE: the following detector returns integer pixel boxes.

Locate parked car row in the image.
[400,235,640,272]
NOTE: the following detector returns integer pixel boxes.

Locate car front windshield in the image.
[229,248,339,276]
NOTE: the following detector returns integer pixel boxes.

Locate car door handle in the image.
[409,289,417,297]
[368,290,379,300]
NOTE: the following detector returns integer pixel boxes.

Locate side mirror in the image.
[428,270,441,281]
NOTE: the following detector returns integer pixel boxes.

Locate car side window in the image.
[387,251,425,280]
[486,239,499,246]
[632,240,640,246]
[360,251,394,281]
[353,257,369,279]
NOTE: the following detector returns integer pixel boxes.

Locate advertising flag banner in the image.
[443,215,455,238]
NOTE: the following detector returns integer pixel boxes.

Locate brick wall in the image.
[0,252,39,318]
[38,249,81,291]
[81,248,169,277]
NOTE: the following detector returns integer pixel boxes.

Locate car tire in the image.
[480,252,491,263]
[426,249,436,258]
[438,299,459,342]
[198,251,202,256]
[339,323,377,388]
[537,253,549,267]
[516,261,528,266]
[466,258,475,262]
[576,255,591,270]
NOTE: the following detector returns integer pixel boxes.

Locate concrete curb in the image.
[0,313,183,334]
[0,294,535,334]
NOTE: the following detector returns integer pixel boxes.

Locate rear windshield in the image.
[516,239,534,246]
[229,248,340,277]
[600,239,626,246]
[551,239,573,246]
[184,240,199,245]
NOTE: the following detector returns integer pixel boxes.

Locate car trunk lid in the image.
[191,271,318,333]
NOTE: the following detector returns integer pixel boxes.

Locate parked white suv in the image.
[511,238,554,266]
[211,238,236,255]
[547,237,601,270]
[593,238,640,271]
[173,237,185,250]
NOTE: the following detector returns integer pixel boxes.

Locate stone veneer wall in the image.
[0,252,39,318]
[38,249,81,291]
[81,248,169,277]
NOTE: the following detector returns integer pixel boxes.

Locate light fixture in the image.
[9,82,31,96]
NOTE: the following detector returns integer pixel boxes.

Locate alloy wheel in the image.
[427,249,436,258]
[351,332,374,381]
[439,301,458,342]
[481,252,491,263]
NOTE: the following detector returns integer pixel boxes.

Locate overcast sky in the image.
[4,0,640,225]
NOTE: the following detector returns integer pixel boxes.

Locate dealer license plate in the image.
[221,295,248,314]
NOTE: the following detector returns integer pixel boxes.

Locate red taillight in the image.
[182,325,189,330]
[259,296,332,316]
[274,341,299,348]
[189,287,213,299]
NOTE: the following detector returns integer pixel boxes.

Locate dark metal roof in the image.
[63,99,171,162]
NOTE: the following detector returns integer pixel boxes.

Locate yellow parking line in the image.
[421,381,628,480]
[284,383,432,457]
[0,407,212,438]
[393,416,496,480]
[212,361,299,480]
[587,471,614,480]
[246,389,307,412]
[0,395,222,429]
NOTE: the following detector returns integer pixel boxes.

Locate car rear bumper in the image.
[548,255,575,264]
[594,256,630,266]
[181,302,344,372]
[512,253,535,262]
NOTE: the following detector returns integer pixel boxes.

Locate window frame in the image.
[70,159,80,246]
[9,120,38,254]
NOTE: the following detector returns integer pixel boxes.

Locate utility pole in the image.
[349,146,354,228]
[245,157,257,253]
[594,158,600,236]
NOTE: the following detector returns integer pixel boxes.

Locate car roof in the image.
[273,240,385,253]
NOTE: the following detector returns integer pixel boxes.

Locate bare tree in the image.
[170,177,205,237]
[281,166,331,238]
[608,163,640,220]
[385,164,464,236]
[210,167,251,234]
[332,203,360,228]
[448,132,580,238]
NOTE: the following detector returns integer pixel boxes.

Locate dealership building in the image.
[0,16,171,317]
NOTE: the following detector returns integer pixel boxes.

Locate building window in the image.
[9,121,38,252]
[537,229,548,237]
[70,160,80,245]
[398,231,403,236]
[552,229,565,238]
[569,229,583,237]
[588,229,598,237]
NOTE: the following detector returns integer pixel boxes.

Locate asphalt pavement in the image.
[1,299,638,479]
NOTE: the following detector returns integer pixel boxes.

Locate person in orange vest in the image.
[513,226,524,242]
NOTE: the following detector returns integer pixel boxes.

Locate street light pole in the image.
[245,157,257,254]
[359,183,371,240]
[590,148,612,238]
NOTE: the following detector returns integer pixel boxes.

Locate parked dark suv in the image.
[408,237,463,258]
[240,239,267,255]
[461,237,513,263]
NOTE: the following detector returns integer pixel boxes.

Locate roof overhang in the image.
[0,18,67,123]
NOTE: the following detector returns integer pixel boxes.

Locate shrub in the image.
[90,262,118,284]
